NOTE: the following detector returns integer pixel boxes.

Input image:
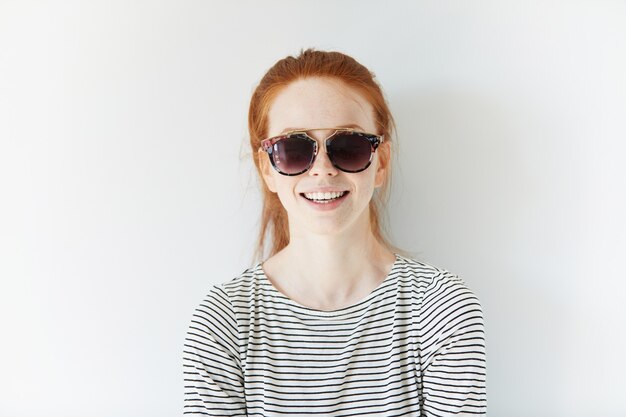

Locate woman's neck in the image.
[263,227,396,311]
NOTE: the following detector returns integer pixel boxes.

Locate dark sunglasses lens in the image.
[273,136,315,174]
[328,133,372,172]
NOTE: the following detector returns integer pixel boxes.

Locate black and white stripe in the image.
[183,254,486,416]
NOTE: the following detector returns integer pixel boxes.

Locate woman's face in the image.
[260,77,388,239]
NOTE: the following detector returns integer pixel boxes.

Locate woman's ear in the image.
[374,141,390,188]
[258,148,277,193]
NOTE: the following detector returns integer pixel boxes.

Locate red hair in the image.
[249,49,397,260]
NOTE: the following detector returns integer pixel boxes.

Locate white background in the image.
[1,1,625,416]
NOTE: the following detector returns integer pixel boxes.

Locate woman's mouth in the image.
[301,191,348,204]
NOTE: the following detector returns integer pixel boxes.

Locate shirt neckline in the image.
[254,253,404,317]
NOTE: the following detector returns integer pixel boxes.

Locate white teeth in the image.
[303,191,346,201]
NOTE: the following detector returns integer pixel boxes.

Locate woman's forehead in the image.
[267,77,376,137]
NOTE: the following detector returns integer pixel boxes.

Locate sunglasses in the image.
[260,128,384,176]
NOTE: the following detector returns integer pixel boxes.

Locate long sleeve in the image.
[183,285,246,416]
[418,271,487,416]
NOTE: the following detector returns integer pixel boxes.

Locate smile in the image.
[301,191,348,203]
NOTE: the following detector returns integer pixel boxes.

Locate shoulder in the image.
[195,263,262,316]
[393,254,482,306]
[186,264,261,351]
[393,254,463,285]
[191,263,264,333]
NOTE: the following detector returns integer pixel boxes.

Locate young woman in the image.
[183,49,487,416]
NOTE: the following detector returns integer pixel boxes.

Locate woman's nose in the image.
[308,147,338,177]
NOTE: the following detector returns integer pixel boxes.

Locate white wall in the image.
[1,1,624,416]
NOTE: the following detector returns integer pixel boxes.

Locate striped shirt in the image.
[183,254,487,416]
